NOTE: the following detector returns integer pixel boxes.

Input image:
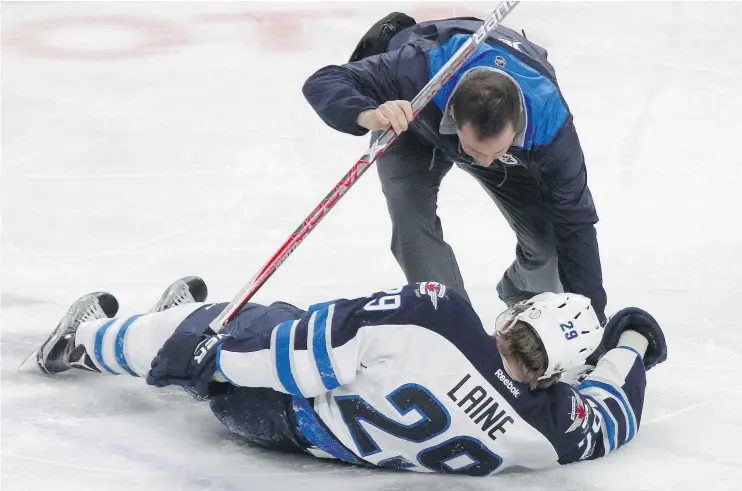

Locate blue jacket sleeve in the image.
[537,116,607,322]
[302,44,425,136]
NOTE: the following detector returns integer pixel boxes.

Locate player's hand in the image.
[147,330,233,398]
[356,100,414,134]
[586,307,667,370]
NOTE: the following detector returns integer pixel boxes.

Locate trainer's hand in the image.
[357,100,414,134]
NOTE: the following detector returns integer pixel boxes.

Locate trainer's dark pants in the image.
[374,130,563,305]
[176,302,309,453]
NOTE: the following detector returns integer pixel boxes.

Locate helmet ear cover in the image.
[495,293,603,379]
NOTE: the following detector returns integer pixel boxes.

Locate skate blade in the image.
[17,349,41,372]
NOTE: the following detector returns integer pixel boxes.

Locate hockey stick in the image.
[210,1,520,332]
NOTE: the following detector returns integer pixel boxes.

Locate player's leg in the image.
[209,387,309,453]
[31,277,313,454]
[130,291,310,452]
[31,276,208,376]
[203,301,310,453]
[374,130,470,301]
[458,162,563,305]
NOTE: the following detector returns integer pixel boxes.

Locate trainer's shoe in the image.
[30,292,119,374]
[149,276,208,313]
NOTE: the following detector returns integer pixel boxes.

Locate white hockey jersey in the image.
[215,283,646,476]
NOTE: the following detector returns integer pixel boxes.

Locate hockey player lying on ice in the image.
[29,276,666,476]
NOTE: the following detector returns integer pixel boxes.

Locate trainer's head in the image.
[449,70,521,167]
[494,293,603,390]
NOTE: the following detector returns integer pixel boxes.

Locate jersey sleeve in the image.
[214,283,466,398]
[301,44,425,135]
[543,346,646,463]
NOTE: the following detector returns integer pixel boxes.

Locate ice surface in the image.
[3,2,742,490]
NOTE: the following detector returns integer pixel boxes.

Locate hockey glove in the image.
[586,307,667,370]
[146,330,233,398]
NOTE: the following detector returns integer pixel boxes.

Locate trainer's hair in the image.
[450,70,521,140]
[496,320,560,390]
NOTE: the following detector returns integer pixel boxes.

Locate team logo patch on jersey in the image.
[495,55,506,67]
[419,282,446,309]
[566,389,590,433]
[498,153,521,167]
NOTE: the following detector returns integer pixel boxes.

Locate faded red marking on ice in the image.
[3,16,191,60]
[408,7,481,22]
[198,10,353,52]
[3,7,482,60]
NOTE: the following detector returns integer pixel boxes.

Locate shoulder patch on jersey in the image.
[417,282,446,310]
[566,388,590,433]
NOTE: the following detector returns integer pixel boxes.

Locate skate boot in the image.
[30,292,119,374]
[149,276,210,400]
[149,276,208,313]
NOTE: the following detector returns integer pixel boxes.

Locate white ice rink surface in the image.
[3,2,742,490]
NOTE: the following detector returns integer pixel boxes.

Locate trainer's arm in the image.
[538,116,607,322]
[302,44,423,135]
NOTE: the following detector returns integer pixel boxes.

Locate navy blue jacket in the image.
[302,18,607,321]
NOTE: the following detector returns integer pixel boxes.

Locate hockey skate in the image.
[26,291,120,374]
[27,276,208,375]
[148,276,208,313]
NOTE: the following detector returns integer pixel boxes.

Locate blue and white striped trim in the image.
[215,345,238,386]
[579,379,637,444]
[583,394,616,452]
[94,318,120,374]
[311,304,341,390]
[274,320,305,397]
[617,345,645,365]
[263,302,345,395]
[114,315,142,376]
[292,397,363,464]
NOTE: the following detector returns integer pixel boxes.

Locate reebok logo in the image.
[495,368,521,398]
